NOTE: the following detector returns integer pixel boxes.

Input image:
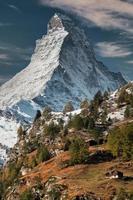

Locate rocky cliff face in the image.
[0,14,126,119]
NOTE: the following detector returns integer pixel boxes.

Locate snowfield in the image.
[0,117,18,164]
[108,107,126,121]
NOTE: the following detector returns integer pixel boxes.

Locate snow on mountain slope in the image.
[0,15,68,110]
[0,13,126,116]
[6,100,42,124]
[0,116,18,164]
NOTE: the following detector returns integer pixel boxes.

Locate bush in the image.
[116,188,131,200]
[48,188,61,199]
[64,139,71,151]
[0,181,4,199]
[20,189,33,200]
[30,156,38,168]
[69,138,89,165]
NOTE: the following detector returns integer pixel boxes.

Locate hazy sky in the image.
[0,0,133,85]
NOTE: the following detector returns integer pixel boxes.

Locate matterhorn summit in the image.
[0,13,126,120]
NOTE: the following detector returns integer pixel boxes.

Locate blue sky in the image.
[0,0,133,85]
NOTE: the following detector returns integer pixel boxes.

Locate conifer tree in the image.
[63,101,74,113]
[124,105,130,118]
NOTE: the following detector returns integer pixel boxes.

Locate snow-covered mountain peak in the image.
[0,13,126,118]
[48,13,65,34]
[0,16,68,110]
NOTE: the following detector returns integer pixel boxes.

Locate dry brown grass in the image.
[19,150,133,199]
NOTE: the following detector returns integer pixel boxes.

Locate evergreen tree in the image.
[34,110,41,122]
[108,123,133,160]
[80,99,89,109]
[124,105,130,118]
[83,116,90,129]
[101,107,108,124]
[89,102,99,120]
[130,95,133,107]
[94,90,103,106]
[43,106,52,120]
[44,122,60,139]
[68,115,84,130]
[117,89,131,107]
[88,117,95,130]
[17,126,25,139]
[89,129,102,145]
[36,146,51,163]
[69,138,89,165]
[107,117,113,125]
[103,91,109,100]
[63,101,74,113]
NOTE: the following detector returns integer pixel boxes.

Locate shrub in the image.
[0,181,4,199]
[116,188,129,200]
[48,188,61,199]
[64,139,71,151]
[20,189,33,200]
[30,156,38,168]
